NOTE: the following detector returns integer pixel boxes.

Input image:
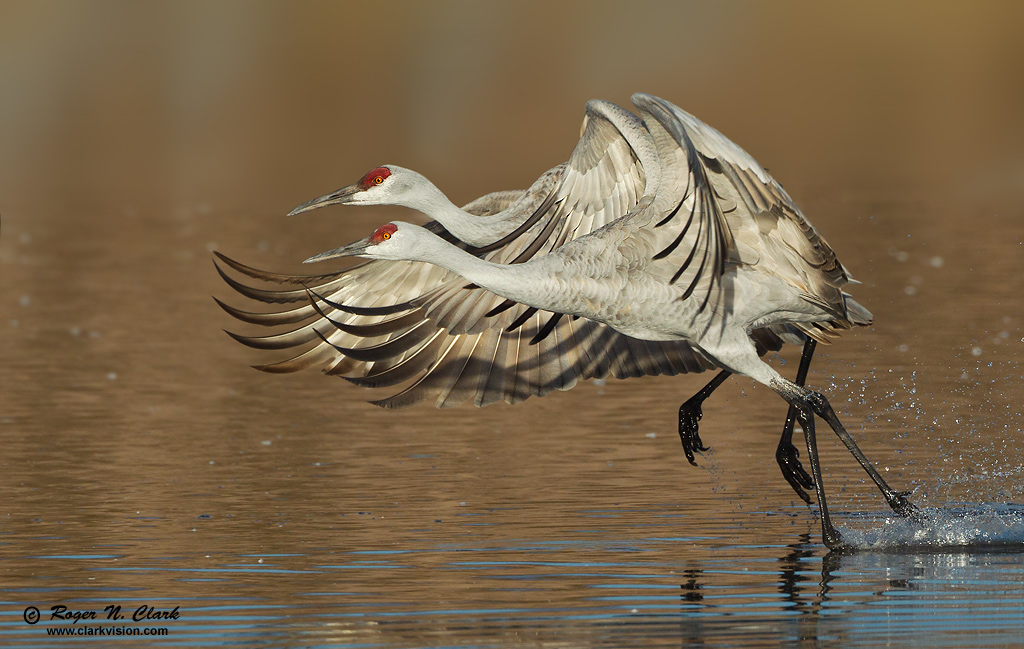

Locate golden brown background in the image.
[1,1,1023,646]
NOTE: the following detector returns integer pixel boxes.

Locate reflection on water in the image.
[2,2,1024,647]
[3,520,1024,647]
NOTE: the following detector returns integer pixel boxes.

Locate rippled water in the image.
[3,197,1022,646]
[3,3,1024,647]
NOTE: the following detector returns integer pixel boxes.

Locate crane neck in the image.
[406,184,506,248]
[404,231,554,309]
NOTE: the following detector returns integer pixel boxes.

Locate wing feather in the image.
[632,93,858,325]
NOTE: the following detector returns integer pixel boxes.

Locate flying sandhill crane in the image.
[216,95,829,503]
[292,94,922,549]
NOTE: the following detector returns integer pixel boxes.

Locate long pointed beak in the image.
[288,184,360,216]
[303,236,372,263]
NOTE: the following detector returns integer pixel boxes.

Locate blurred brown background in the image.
[4,1,1023,219]
[1,0,1023,541]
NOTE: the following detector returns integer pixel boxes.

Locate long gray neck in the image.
[406,184,507,248]
[406,232,556,309]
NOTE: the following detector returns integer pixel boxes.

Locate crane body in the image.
[217,93,923,548]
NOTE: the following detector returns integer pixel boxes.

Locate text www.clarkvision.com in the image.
[45,625,169,637]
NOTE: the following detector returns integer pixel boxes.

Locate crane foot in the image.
[776,437,814,505]
[678,400,709,466]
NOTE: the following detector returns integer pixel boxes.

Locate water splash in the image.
[840,503,1024,551]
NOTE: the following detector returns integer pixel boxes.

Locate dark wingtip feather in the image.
[213,295,317,327]
[504,306,538,333]
[529,313,564,345]
[305,285,416,317]
[214,249,369,285]
[214,258,314,304]
[485,299,517,319]
[466,190,561,256]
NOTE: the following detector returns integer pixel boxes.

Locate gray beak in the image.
[288,184,360,216]
[303,236,372,263]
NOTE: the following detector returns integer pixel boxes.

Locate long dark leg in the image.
[793,400,845,550]
[774,378,924,523]
[678,370,731,465]
[803,390,923,522]
[777,339,817,504]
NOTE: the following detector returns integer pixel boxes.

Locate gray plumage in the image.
[216,94,869,409]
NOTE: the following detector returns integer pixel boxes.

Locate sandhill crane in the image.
[286,99,653,250]
[294,94,922,549]
[217,95,829,503]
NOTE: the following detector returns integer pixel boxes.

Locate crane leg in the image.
[678,370,731,465]
[791,398,846,550]
[678,339,817,506]
[802,389,923,522]
[773,379,925,529]
[679,339,921,525]
[776,339,817,505]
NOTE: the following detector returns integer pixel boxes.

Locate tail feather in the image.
[843,295,873,326]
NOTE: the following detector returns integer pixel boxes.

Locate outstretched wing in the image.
[631,93,858,332]
[620,93,739,314]
[215,262,721,409]
[471,98,654,254]
[216,184,726,408]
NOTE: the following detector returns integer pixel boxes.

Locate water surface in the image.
[2,2,1024,646]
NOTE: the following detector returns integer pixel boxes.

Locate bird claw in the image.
[889,491,926,524]
[678,401,710,466]
[776,439,814,505]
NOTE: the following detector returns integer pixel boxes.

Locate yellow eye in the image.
[374,176,384,184]
[382,232,391,240]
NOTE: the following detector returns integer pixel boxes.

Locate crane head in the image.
[288,165,404,215]
[303,222,421,263]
